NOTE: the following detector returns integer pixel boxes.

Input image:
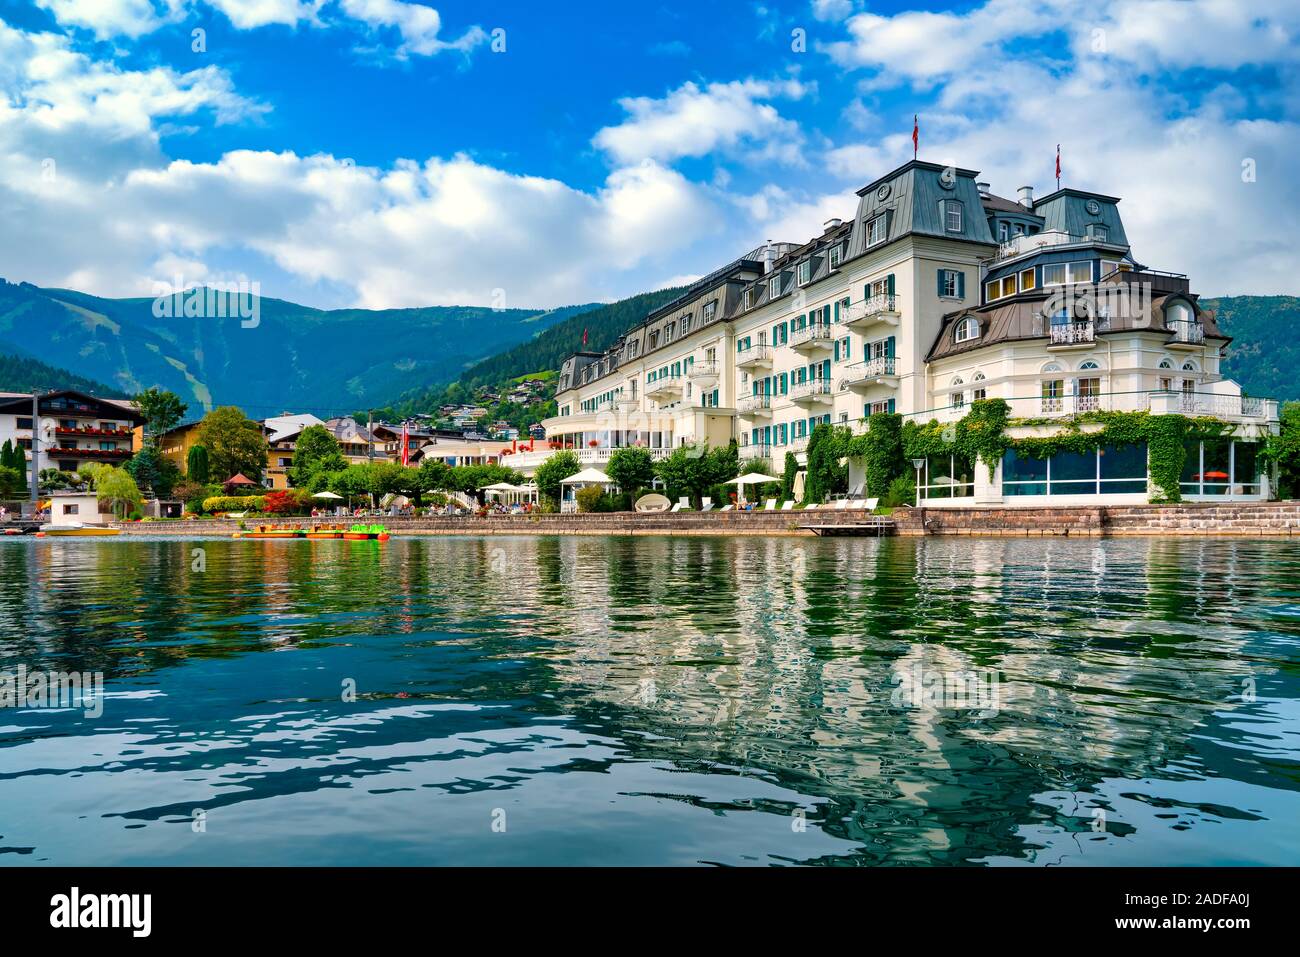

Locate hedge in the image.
[202,495,266,513]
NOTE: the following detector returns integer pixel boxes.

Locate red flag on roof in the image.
[1055,144,1061,188]
[912,115,918,159]
[582,327,588,348]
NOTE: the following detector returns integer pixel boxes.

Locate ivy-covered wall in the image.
[844,398,1247,504]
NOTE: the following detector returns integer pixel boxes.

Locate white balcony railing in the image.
[790,323,833,349]
[687,361,720,379]
[844,294,899,326]
[738,394,772,414]
[1049,321,1095,345]
[1148,392,1272,420]
[736,344,771,366]
[790,379,833,401]
[1168,320,1205,344]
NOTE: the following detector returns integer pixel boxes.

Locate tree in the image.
[0,440,19,472]
[196,406,267,482]
[186,444,210,484]
[132,388,188,446]
[654,443,737,507]
[125,444,180,497]
[0,466,23,499]
[95,467,143,518]
[804,424,851,504]
[289,425,347,487]
[781,452,799,501]
[1267,400,1300,498]
[605,447,655,493]
[534,450,581,507]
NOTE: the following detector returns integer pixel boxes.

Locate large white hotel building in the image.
[515,159,1278,505]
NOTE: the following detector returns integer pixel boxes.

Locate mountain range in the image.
[0,278,598,416]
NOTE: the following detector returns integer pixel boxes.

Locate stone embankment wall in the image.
[106,502,1300,538]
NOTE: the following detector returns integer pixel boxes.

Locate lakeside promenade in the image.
[101,501,1300,538]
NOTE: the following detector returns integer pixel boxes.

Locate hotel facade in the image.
[522,159,1278,505]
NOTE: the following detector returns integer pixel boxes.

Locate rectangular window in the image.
[867,214,887,245]
[1019,268,1035,291]
[798,260,811,285]
[769,275,781,298]
[998,221,1009,242]
[1001,275,1017,297]
[17,417,32,430]
[942,200,962,232]
[1042,263,1067,285]
[940,269,958,298]
[1067,261,1092,283]
[63,503,79,515]
[829,245,842,269]
[703,301,717,322]
[986,279,1001,301]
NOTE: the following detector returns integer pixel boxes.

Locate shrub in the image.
[881,474,915,508]
[575,485,604,513]
[202,494,266,513]
[263,489,310,515]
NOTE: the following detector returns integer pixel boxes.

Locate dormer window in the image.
[745,287,758,310]
[769,275,781,298]
[998,221,1010,242]
[702,300,717,322]
[665,322,676,342]
[1088,224,1109,242]
[681,313,692,334]
[941,199,963,232]
[829,245,842,269]
[797,260,811,285]
[867,213,887,246]
[954,317,980,342]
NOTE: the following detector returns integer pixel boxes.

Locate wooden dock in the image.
[799,516,896,537]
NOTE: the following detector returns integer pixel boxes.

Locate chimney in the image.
[1017,185,1034,208]
[762,240,776,273]
[976,181,990,198]
[823,217,842,231]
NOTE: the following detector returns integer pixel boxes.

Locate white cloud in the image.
[593,77,814,166]
[34,0,185,39]
[811,0,854,22]
[338,0,486,57]
[202,0,324,30]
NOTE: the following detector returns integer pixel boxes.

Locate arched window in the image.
[1041,364,1065,414]
[950,377,965,410]
[972,372,987,401]
[1076,361,1102,411]
[1182,360,1198,372]
[954,317,979,342]
[1158,358,1173,369]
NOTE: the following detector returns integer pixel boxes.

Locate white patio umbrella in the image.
[312,491,343,499]
[560,467,614,485]
[727,470,781,504]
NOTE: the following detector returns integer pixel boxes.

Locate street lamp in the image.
[911,457,926,507]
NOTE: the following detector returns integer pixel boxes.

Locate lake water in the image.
[1,534,1297,866]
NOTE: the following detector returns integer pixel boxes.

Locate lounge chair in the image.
[720,504,734,512]
[863,497,880,511]
[780,500,794,510]
[700,498,714,512]
[764,498,777,511]
[850,499,867,509]
[670,502,682,513]
[835,499,850,510]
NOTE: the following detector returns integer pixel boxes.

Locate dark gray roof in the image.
[846,160,996,260]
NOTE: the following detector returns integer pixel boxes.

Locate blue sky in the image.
[1,0,1297,310]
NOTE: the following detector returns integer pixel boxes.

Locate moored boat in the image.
[37,522,121,537]
[343,524,390,541]
[233,524,307,540]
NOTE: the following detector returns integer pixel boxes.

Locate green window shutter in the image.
[937,270,945,297]
[886,335,896,358]
[957,271,965,298]
[822,358,831,379]
[887,273,895,296]
[834,340,840,362]
[888,398,896,413]
[833,300,840,323]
